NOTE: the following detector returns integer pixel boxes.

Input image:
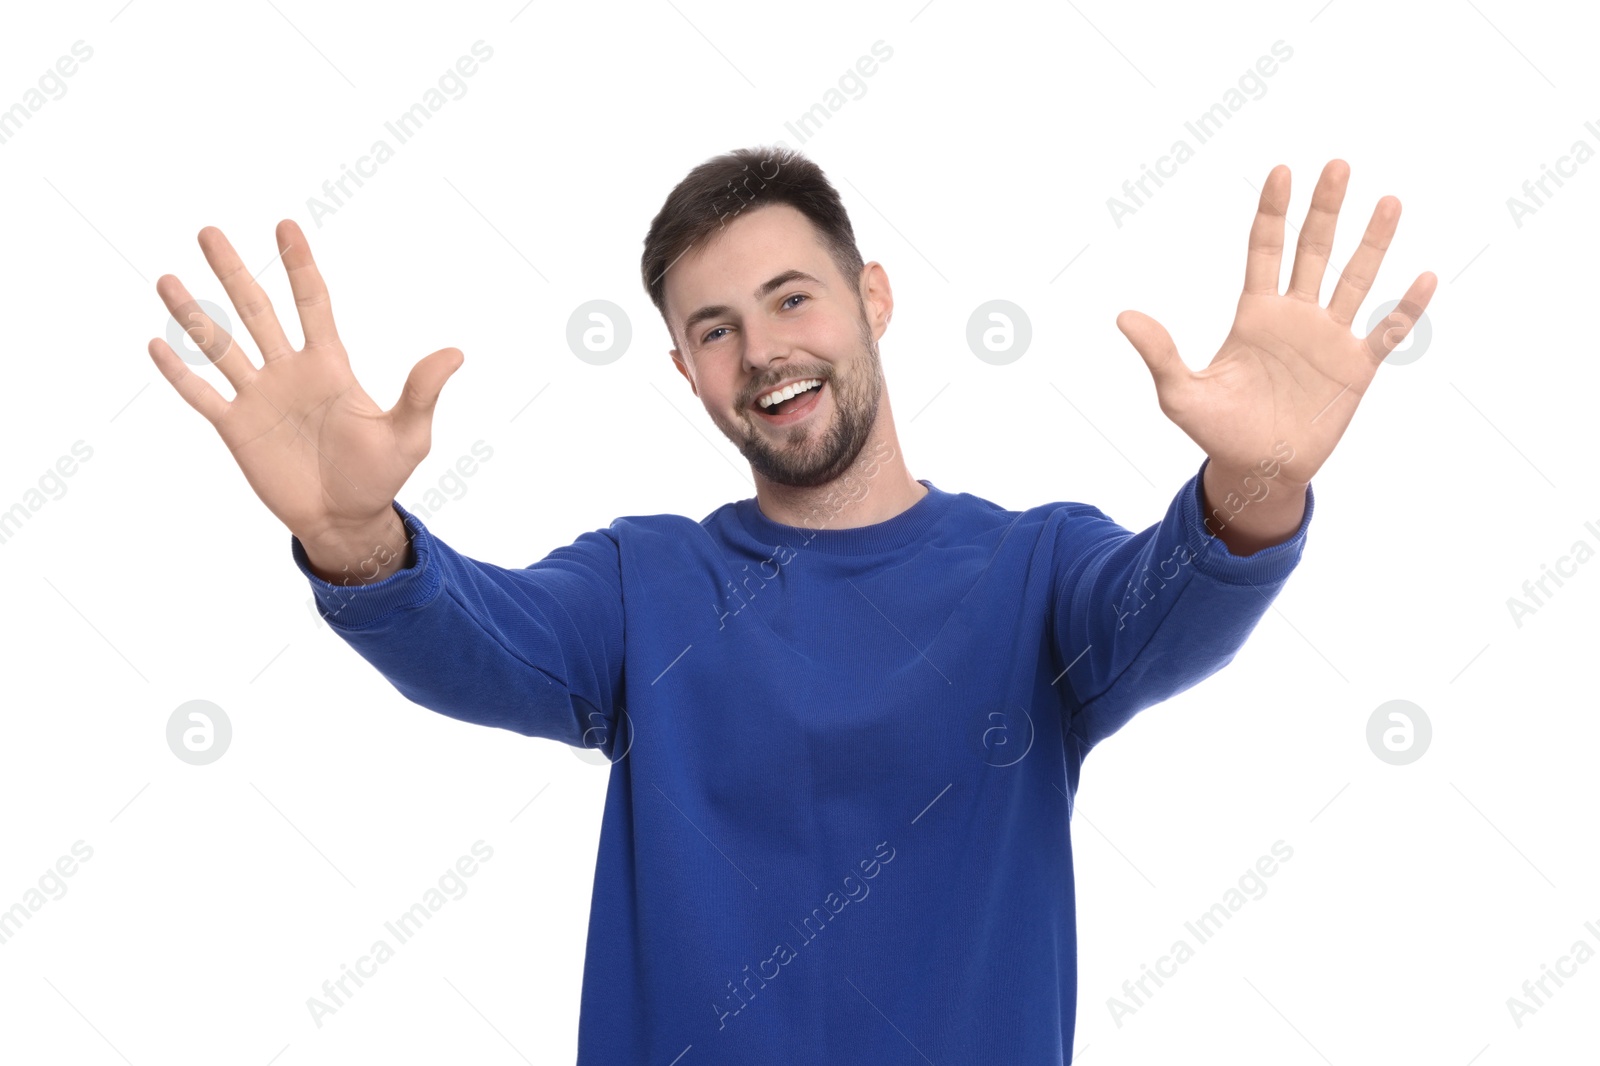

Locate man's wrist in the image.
[302,507,413,585]
[1200,459,1308,556]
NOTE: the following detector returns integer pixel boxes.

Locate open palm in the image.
[1117,160,1436,489]
[148,220,463,549]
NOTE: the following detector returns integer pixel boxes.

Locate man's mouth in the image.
[752,378,825,424]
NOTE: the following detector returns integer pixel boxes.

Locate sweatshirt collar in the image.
[734,479,953,556]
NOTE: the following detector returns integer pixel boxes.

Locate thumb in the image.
[390,347,464,452]
[1115,311,1190,412]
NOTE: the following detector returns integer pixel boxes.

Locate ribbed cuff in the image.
[1180,456,1313,586]
[290,500,442,629]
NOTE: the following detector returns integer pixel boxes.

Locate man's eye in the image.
[702,296,805,343]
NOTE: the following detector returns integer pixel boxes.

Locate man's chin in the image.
[736,437,818,483]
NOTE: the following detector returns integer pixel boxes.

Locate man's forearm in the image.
[302,505,414,585]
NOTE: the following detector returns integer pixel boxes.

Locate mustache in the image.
[746,369,832,405]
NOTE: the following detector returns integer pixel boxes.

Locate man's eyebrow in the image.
[681,270,824,338]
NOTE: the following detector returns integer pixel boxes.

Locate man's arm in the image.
[1112,158,1431,564]
[295,500,627,750]
[1050,457,1313,751]
[144,220,623,747]
[1052,157,1430,747]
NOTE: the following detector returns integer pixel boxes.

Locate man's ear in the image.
[859,261,894,342]
[671,349,698,397]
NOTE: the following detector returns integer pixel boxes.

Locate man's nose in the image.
[740,314,793,376]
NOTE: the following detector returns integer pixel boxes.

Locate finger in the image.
[1286,159,1351,303]
[197,225,294,360]
[1116,310,1196,415]
[389,347,465,456]
[1361,272,1437,363]
[149,336,230,425]
[1243,165,1291,295]
[276,219,340,348]
[1328,196,1401,327]
[155,273,256,393]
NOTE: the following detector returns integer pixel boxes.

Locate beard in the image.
[719,310,883,489]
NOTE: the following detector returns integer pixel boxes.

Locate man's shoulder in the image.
[584,505,731,555]
[941,483,1115,532]
[584,508,722,539]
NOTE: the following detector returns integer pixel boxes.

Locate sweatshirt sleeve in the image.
[1050,456,1313,752]
[291,500,626,750]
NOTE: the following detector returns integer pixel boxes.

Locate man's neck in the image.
[752,431,923,531]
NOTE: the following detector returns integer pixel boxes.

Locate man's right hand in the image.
[148,219,463,584]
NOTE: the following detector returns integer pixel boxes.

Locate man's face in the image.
[666,204,889,489]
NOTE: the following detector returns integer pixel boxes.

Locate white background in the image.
[1,0,1595,1062]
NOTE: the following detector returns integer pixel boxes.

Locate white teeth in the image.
[758,378,821,409]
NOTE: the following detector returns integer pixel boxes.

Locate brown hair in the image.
[640,145,866,346]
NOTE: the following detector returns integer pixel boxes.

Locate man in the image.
[148,145,1433,1062]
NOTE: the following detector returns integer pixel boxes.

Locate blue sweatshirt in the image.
[292,456,1311,1063]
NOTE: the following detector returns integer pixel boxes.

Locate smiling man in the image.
[149,144,1432,1062]
[661,195,899,511]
